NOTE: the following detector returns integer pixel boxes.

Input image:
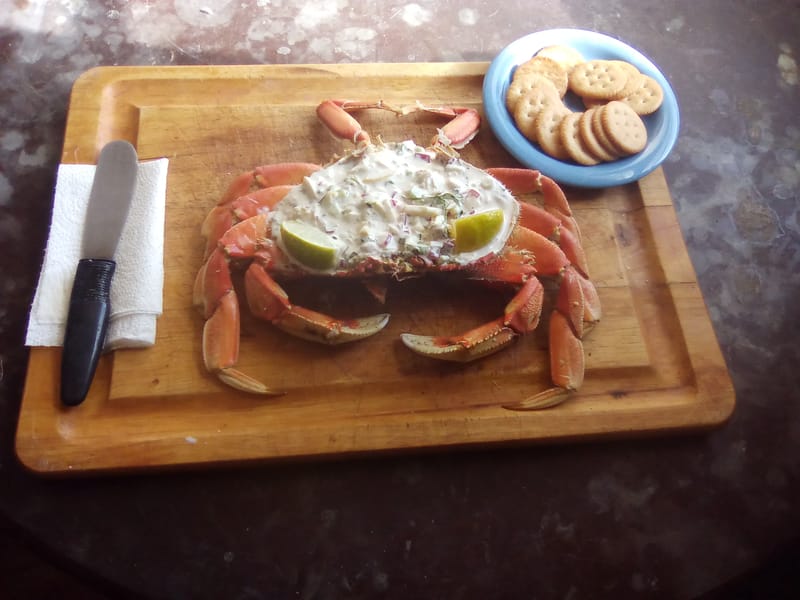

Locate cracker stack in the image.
[506,44,664,166]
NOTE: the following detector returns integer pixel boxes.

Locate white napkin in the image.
[26,157,169,351]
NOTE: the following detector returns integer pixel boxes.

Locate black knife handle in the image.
[60,258,116,406]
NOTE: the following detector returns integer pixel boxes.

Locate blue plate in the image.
[483,29,680,188]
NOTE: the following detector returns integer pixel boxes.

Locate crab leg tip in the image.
[503,388,571,411]
[338,313,391,341]
[326,313,390,344]
[217,368,283,396]
[401,333,481,362]
[401,325,518,363]
[400,333,451,356]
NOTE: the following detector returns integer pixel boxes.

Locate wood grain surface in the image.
[16,64,735,475]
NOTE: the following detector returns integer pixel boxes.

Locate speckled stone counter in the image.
[1,1,799,598]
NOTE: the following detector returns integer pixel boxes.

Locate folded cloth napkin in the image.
[26,157,169,351]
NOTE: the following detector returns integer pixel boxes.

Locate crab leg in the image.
[401,277,544,362]
[400,318,518,363]
[317,99,373,146]
[244,262,390,344]
[217,215,391,346]
[401,223,575,363]
[504,312,585,410]
[202,289,275,394]
[548,311,585,390]
[403,218,599,408]
[466,249,537,284]
[253,162,320,188]
[488,167,582,243]
[202,162,319,259]
[433,107,481,150]
[223,215,390,345]
[202,185,294,259]
[195,214,390,393]
[218,170,258,207]
[517,202,589,277]
[195,247,278,395]
[216,163,319,208]
[509,224,601,327]
[507,225,571,277]
[505,223,595,409]
[393,101,481,150]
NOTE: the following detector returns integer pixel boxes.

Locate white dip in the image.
[271,140,518,273]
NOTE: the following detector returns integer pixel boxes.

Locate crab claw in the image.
[401,318,518,363]
[244,262,390,345]
[402,269,543,362]
[272,308,391,345]
[317,99,371,145]
[432,107,481,150]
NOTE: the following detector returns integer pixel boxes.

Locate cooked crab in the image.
[194,99,600,408]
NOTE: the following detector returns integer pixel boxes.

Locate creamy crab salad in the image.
[272,141,518,270]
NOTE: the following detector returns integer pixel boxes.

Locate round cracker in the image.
[618,73,664,115]
[600,100,648,155]
[560,112,600,166]
[608,60,643,98]
[535,44,585,71]
[507,74,560,116]
[591,105,622,158]
[569,59,628,100]
[512,79,564,141]
[514,56,569,97]
[578,108,616,162]
[534,107,571,160]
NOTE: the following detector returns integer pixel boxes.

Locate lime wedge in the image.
[453,209,504,252]
[280,220,338,270]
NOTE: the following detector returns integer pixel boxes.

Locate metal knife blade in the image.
[60,140,139,406]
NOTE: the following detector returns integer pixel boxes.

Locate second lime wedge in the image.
[453,209,504,253]
[280,220,338,270]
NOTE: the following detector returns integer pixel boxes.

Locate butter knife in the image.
[60,140,139,406]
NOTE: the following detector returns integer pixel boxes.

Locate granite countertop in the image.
[1,1,799,598]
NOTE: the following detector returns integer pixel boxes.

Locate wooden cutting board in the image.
[16,64,735,475]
